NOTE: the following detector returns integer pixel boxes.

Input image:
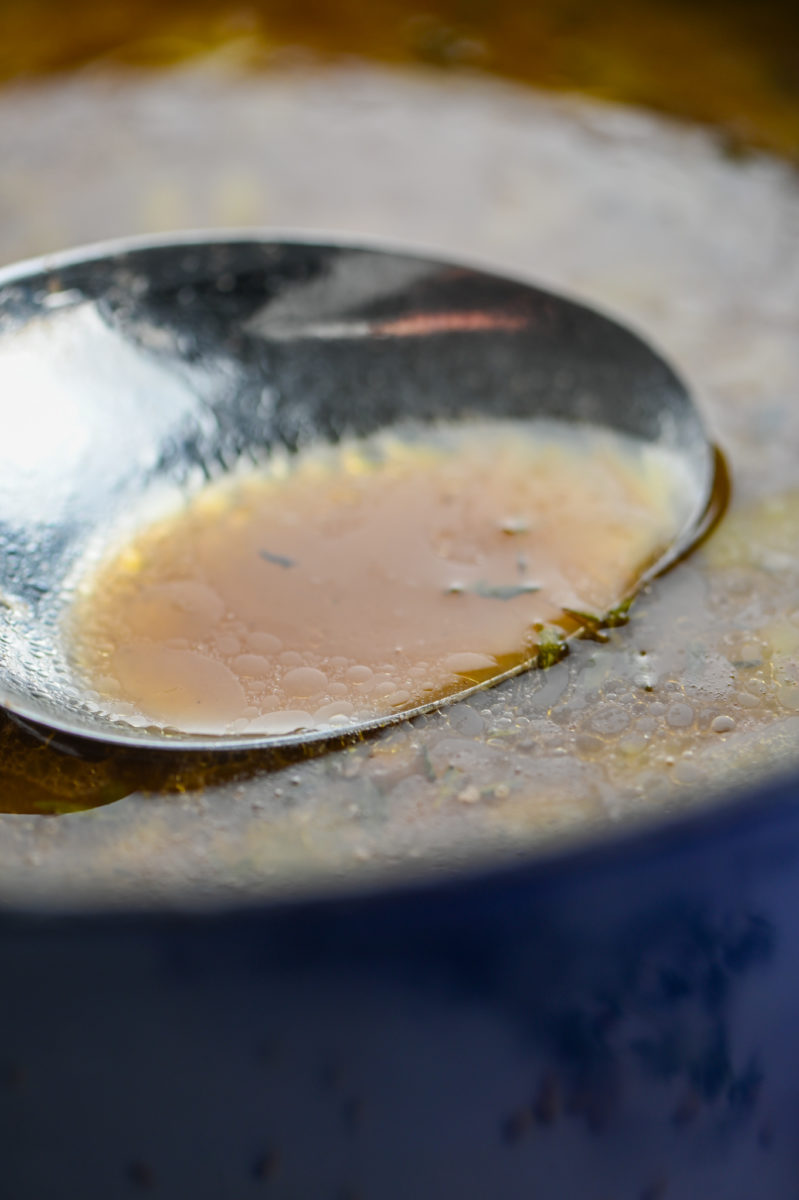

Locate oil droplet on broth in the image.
[67,419,697,736]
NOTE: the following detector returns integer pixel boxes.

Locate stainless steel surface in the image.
[0,233,714,751]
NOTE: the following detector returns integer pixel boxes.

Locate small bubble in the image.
[346,665,373,684]
[283,666,328,697]
[247,631,283,654]
[314,700,355,722]
[666,701,694,728]
[618,733,648,757]
[246,710,313,734]
[777,684,799,712]
[233,653,273,678]
[278,650,303,667]
[736,642,764,667]
[711,714,735,733]
[672,758,702,785]
[590,704,630,736]
[216,634,241,656]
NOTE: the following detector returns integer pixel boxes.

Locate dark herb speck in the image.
[259,549,297,569]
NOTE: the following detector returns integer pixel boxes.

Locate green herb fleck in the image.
[536,626,568,669]
[561,608,610,643]
[604,598,633,628]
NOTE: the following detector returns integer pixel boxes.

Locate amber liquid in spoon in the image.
[67,418,698,736]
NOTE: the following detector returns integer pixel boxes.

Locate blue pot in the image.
[2,772,797,1199]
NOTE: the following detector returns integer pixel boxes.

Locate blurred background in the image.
[2,0,798,159]
[2,0,798,272]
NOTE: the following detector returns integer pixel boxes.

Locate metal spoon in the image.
[0,233,722,750]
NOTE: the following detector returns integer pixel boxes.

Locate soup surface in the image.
[69,420,696,737]
[0,66,796,906]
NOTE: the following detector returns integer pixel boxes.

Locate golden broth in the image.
[68,419,696,737]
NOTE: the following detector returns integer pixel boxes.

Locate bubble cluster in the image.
[67,419,694,737]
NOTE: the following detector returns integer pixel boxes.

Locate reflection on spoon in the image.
[263,310,529,341]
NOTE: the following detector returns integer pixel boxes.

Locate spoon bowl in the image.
[0,233,720,750]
